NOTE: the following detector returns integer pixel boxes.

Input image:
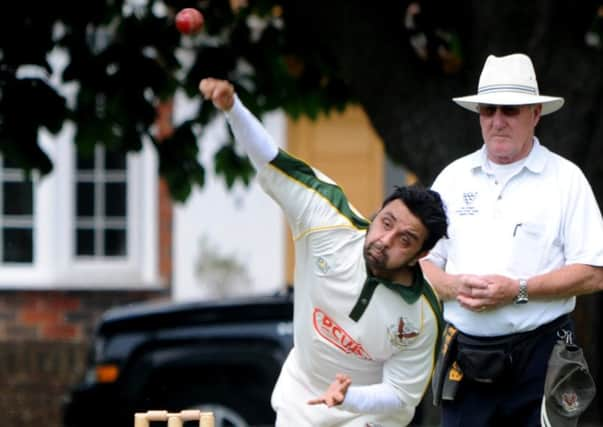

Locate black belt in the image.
[456,314,571,350]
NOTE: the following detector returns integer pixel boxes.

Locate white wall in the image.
[172,95,286,301]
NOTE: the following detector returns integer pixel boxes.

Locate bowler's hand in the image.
[199,78,235,111]
[308,373,352,407]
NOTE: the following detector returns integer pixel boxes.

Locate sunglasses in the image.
[478,104,523,117]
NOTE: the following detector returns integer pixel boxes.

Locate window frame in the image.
[0,124,161,289]
[0,161,36,264]
[74,145,129,259]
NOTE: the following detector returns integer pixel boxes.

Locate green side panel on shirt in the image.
[422,283,444,366]
[270,149,370,230]
[422,284,444,335]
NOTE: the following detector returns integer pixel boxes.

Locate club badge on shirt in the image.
[456,191,479,216]
[388,317,419,348]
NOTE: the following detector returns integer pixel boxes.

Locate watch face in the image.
[515,279,528,304]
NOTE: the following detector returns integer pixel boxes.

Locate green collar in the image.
[349,264,425,321]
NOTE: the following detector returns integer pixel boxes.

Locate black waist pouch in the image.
[456,334,510,384]
[455,315,571,384]
[432,324,460,405]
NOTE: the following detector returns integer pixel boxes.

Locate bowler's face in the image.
[479,104,542,164]
[363,199,428,280]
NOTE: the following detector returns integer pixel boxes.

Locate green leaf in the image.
[213,140,255,190]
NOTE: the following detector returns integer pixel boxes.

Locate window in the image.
[0,124,160,289]
[75,147,128,258]
[0,157,35,264]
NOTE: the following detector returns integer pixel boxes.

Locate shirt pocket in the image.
[507,221,546,276]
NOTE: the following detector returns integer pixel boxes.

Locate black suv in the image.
[62,291,294,427]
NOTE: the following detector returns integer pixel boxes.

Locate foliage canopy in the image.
[1,1,602,201]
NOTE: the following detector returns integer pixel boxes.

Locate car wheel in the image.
[190,403,249,427]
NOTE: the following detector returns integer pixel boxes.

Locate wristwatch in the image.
[514,279,529,304]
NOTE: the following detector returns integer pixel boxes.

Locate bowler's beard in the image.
[363,241,420,279]
[363,241,388,273]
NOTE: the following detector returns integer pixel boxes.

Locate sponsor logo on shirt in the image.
[456,191,479,216]
[388,317,420,348]
[312,308,372,360]
[316,256,330,274]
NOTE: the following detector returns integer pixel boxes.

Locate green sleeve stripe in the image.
[271,149,370,230]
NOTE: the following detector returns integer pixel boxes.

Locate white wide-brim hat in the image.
[453,53,564,116]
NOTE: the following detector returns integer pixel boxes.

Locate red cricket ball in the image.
[175,8,204,35]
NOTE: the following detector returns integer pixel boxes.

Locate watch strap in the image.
[514,279,529,304]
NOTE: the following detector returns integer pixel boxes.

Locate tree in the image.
[1,1,601,201]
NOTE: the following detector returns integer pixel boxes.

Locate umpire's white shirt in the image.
[427,138,603,336]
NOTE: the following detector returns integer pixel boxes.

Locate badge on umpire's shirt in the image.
[456,191,479,216]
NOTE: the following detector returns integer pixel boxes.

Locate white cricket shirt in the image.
[257,152,442,426]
